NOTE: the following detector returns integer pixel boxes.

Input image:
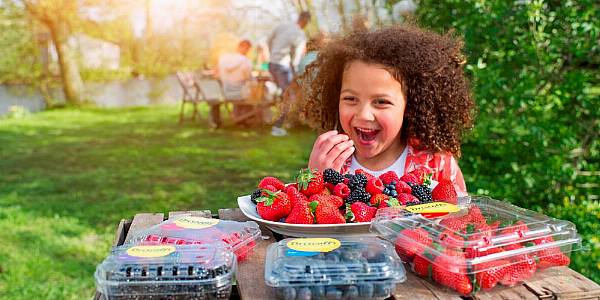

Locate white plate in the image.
[237,195,374,237]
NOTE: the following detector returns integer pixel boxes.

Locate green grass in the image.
[0,106,597,299]
[0,106,316,299]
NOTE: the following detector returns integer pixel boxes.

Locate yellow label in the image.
[174,216,219,229]
[405,202,460,214]
[126,245,176,258]
[287,238,341,252]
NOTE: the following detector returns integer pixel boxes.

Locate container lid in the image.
[95,244,236,296]
[127,215,261,260]
[370,196,583,274]
[264,237,406,287]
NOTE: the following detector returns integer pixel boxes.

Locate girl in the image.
[299,25,475,194]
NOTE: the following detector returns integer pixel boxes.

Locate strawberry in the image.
[313,201,346,224]
[369,193,389,207]
[258,176,285,191]
[499,220,528,240]
[365,177,384,195]
[355,169,375,180]
[256,189,292,221]
[395,180,412,194]
[333,183,350,199]
[499,254,537,286]
[296,168,325,196]
[439,215,471,232]
[309,194,344,208]
[316,187,331,196]
[412,253,433,278]
[397,193,419,205]
[324,182,336,193]
[285,199,314,224]
[379,197,400,208]
[530,236,570,268]
[379,171,400,185]
[431,250,472,295]
[284,185,308,207]
[467,205,486,225]
[431,179,458,204]
[475,259,510,290]
[400,167,431,185]
[394,228,432,261]
[439,230,465,250]
[347,202,377,223]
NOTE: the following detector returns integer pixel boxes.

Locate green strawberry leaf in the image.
[387,197,400,207]
[423,173,433,186]
[345,203,355,222]
[296,168,315,191]
[264,196,275,206]
[309,200,319,213]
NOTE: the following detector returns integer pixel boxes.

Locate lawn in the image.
[0,106,316,299]
[0,105,597,299]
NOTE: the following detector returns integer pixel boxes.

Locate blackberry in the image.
[250,189,262,204]
[348,174,368,190]
[347,188,370,204]
[409,183,433,203]
[323,168,344,184]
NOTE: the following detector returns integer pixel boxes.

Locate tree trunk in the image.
[336,0,348,32]
[49,19,84,105]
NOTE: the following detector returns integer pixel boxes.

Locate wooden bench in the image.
[94,209,600,300]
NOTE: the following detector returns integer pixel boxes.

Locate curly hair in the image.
[299,25,475,157]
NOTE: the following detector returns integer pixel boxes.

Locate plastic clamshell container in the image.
[370,196,583,295]
[265,237,406,300]
[95,244,236,300]
[127,215,261,261]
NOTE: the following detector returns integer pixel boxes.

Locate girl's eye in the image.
[374,98,391,105]
[342,96,356,102]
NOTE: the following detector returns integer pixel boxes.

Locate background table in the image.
[94,209,600,300]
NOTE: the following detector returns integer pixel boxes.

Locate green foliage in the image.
[0,3,42,83]
[416,0,599,281]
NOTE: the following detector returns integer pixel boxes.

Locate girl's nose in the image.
[356,103,375,121]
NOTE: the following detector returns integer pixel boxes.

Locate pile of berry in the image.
[250,167,458,224]
[392,205,571,295]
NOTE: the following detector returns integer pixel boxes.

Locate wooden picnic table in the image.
[94,208,600,300]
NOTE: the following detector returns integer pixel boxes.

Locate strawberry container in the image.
[370,196,583,295]
[95,244,236,300]
[127,215,261,261]
[264,237,406,300]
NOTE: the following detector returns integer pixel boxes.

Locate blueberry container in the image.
[127,215,261,261]
[265,237,406,300]
[95,244,236,300]
[370,196,583,295]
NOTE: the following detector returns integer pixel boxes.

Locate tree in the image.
[21,0,85,105]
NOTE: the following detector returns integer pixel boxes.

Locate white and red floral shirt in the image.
[340,144,467,195]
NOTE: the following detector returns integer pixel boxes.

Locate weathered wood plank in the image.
[167,210,212,219]
[392,271,462,300]
[474,284,538,300]
[523,267,600,300]
[220,208,278,300]
[124,213,165,243]
[112,219,131,246]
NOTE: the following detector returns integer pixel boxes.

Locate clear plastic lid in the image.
[265,237,406,288]
[95,244,236,298]
[127,215,261,261]
[371,196,583,274]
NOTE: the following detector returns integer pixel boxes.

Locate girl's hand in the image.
[308,130,355,172]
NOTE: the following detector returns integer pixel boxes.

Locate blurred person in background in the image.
[213,39,253,128]
[267,11,311,136]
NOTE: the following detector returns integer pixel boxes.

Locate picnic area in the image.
[0,1,598,299]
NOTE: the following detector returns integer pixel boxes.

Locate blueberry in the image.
[326,286,342,300]
[312,285,325,299]
[358,283,374,298]
[390,190,398,197]
[373,282,392,297]
[297,287,311,300]
[283,287,297,300]
[343,285,359,299]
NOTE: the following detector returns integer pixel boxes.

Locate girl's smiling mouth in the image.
[355,127,380,144]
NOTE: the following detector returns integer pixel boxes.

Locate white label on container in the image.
[174,216,219,229]
[126,245,176,258]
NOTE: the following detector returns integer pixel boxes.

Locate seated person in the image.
[214,40,255,126]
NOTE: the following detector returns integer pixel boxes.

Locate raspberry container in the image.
[127,215,261,261]
[264,236,406,300]
[95,244,236,300]
[370,196,583,295]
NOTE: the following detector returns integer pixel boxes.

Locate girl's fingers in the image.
[325,139,354,160]
[316,131,349,152]
[332,146,355,171]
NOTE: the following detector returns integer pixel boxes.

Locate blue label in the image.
[285,249,319,257]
